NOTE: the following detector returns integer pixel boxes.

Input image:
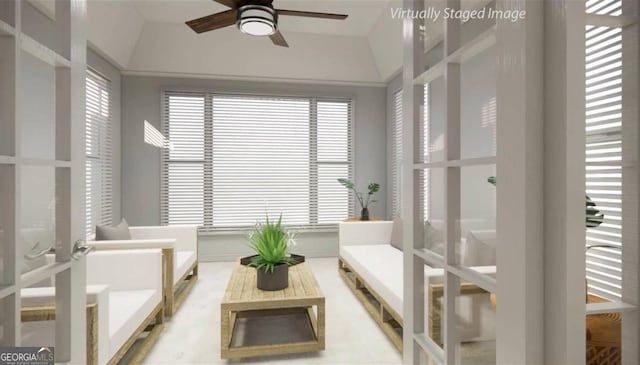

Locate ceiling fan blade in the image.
[276,9,348,20]
[213,0,238,8]
[270,30,289,47]
[186,9,238,34]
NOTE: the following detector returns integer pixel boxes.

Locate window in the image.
[162,92,353,230]
[391,85,429,219]
[85,69,113,236]
[585,8,623,300]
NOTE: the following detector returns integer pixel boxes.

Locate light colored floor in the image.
[141,258,403,365]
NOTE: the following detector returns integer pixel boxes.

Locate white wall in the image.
[368,0,403,82]
[87,0,144,69]
[125,22,383,85]
[78,0,405,85]
[121,76,387,260]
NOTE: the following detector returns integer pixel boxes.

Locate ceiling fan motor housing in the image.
[237,4,278,36]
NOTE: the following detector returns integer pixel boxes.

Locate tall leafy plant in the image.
[248,214,295,272]
[337,178,380,210]
[487,176,604,228]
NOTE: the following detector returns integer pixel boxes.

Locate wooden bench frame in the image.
[162,245,198,316]
[338,257,488,349]
[164,235,199,316]
[338,258,403,350]
[21,301,164,365]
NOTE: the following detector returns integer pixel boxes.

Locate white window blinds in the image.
[585,9,623,300]
[392,85,429,220]
[162,92,353,230]
[85,69,113,236]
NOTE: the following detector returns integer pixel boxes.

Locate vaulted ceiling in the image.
[82,0,403,85]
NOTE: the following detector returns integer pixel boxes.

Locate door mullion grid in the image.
[443,1,462,363]
[8,0,22,346]
[54,1,86,361]
[405,0,501,362]
[401,0,426,364]
[620,0,639,362]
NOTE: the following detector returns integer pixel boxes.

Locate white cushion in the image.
[108,289,160,357]
[174,251,197,285]
[461,230,496,266]
[130,225,198,253]
[390,216,403,251]
[20,285,108,307]
[339,221,393,246]
[340,245,404,316]
[21,285,111,364]
[424,220,445,255]
[95,218,132,241]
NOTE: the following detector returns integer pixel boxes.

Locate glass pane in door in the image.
[421,79,445,164]
[0,164,14,283]
[20,166,55,274]
[456,165,497,275]
[460,47,497,160]
[21,281,58,357]
[422,167,445,261]
[456,279,496,365]
[20,52,55,160]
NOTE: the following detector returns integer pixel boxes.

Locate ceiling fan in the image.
[185,0,348,48]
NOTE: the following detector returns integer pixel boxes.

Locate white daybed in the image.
[21,249,165,365]
[88,225,198,315]
[338,221,496,350]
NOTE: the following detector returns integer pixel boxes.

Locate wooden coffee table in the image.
[220,261,325,359]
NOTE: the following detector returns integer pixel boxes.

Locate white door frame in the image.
[0,0,87,362]
[399,0,640,363]
[620,0,640,361]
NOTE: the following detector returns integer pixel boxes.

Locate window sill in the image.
[198,226,339,236]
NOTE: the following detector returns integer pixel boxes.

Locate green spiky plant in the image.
[487,176,604,228]
[248,214,295,273]
[337,178,380,210]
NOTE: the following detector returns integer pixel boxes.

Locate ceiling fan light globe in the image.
[239,19,275,36]
[237,5,277,36]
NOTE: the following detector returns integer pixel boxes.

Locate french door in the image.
[401,0,639,364]
[0,0,88,363]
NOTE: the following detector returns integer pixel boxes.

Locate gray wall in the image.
[121,76,387,260]
[87,48,122,223]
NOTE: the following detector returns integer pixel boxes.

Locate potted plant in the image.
[337,178,380,220]
[247,214,296,291]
